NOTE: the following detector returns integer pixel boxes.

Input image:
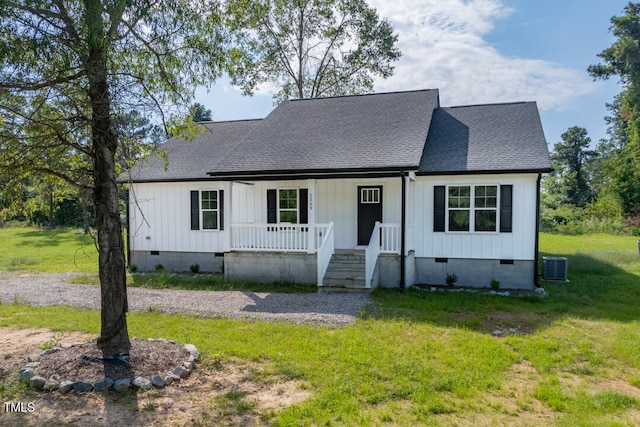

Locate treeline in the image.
[0,105,215,230]
[542,4,640,235]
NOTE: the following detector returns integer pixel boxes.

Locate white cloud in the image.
[370,0,592,110]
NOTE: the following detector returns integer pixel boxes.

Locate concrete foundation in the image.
[414,257,536,290]
[224,251,317,285]
[129,250,224,273]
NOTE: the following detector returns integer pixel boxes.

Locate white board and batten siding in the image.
[129,182,227,253]
[231,178,403,250]
[411,174,539,261]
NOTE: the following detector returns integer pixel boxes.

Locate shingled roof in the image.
[208,89,440,177]
[126,119,261,182]
[127,89,551,183]
[418,102,552,174]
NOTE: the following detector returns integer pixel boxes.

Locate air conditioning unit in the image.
[542,257,568,281]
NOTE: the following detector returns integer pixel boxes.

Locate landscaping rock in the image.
[164,372,180,385]
[73,381,94,393]
[19,367,34,382]
[133,376,152,391]
[94,378,114,392]
[183,360,196,371]
[59,381,74,394]
[40,347,60,357]
[535,287,548,298]
[43,378,60,392]
[184,344,200,361]
[151,375,165,388]
[29,375,47,390]
[114,378,131,393]
[174,366,190,379]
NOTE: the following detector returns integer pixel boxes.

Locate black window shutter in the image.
[267,189,277,224]
[299,189,308,224]
[500,185,513,233]
[434,186,445,232]
[190,191,199,230]
[219,190,224,231]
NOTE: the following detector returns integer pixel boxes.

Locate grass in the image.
[70,272,317,293]
[1,227,640,424]
[0,225,314,293]
[0,226,97,273]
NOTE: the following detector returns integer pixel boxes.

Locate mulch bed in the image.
[35,339,191,384]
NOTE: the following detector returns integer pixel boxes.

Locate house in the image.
[126,89,552,290]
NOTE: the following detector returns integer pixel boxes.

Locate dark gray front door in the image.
[357,186,383,245]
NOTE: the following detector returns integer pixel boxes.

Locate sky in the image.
[195,0,630,148]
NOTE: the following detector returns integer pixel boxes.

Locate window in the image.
[361,188,380,204]
[474,185,497,232]
[190,190,224,231]
[278,189,298,223]
[434,185,511,233]
[448,186,471,231]
[201,190,219,230]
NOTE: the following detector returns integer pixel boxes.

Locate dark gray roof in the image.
[418,102,552,174]
[209,89,440,176]
[127,90,551,182]
[126,119,261,182]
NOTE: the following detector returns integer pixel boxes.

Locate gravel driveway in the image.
[0,272,371,326]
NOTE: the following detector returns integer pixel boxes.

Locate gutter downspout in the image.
[534,173,542,287]
[400,171,406,289]
[125,188,131,268]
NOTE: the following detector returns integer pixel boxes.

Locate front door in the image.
[357,186,383,245]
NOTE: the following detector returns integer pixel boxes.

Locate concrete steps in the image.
[321,250,369,290]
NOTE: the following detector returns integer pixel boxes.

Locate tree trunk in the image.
[85,0,130,355]
[48,190,54,228]
[81,190,90,234]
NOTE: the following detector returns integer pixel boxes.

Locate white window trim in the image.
[200,189,220,231]
[361,187,381,204]
[446,185,499,233]
[277,188,299,224]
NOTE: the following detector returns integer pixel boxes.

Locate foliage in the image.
[445,273,458,287]
[489,279,500,291]
[190,103,213,122]
[0,0,230,353]
[588,3,640,215]
[190,263,201,274]
[546,126,597,208]
[227,0,401,101]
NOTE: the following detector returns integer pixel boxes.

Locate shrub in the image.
[128,264,138,273]
[445,273,458,287]
[154,263,165,272]
[190,263,200,274]
[490,279,500,291]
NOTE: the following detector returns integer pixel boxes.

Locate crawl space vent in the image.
[542,257,568,281]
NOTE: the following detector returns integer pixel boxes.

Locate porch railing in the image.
[230,223,330,252]
[316,222,335,286]
[365,222,382,288]
[379,223,401,254]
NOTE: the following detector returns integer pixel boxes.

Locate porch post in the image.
[307,178,316,253]
[223,181,232,252]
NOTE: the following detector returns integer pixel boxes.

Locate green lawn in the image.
[1,226,640,425]
[0,226,97,273]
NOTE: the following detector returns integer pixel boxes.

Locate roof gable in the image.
[418,102,552,174]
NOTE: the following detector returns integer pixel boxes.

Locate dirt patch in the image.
[0,327,311,426]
